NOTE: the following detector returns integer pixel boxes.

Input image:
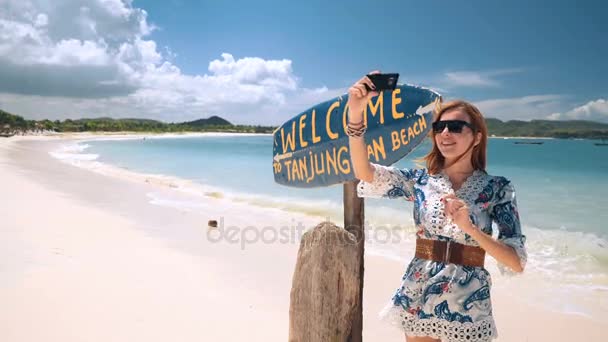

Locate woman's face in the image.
[434,109,478,161]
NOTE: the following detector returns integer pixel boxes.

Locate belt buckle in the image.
[444,240,452,264]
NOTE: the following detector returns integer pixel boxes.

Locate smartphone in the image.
[365,73,399,92]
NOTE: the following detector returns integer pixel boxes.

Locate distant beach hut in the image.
[1,124,14,137]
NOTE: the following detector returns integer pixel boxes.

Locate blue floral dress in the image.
[357,164,527,342]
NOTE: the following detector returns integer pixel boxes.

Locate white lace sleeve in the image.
[490,178,527,275]
[356,163,419,201]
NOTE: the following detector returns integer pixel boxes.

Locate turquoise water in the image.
[85,135,608,237]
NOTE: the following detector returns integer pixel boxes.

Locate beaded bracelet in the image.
[346,124,367,137]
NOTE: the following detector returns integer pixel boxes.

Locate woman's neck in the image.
[442,159,475,192]
[442,157,475,179]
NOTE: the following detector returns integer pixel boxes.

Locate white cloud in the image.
[0,0,150,96]
[547,99,608,123]
[44,39,111,65]
[442,68,524,88]
[0,0,323,124]
[473,94,565,121]
[445,71,497,87]
[0,84,341,125]
[208,53,297,90]
[97,0,134,18]
[34,13,48,27]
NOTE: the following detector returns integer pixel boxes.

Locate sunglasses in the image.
[432,120,475,134]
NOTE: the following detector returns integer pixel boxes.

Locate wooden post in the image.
[287,181,366,342]
[288,222,363,341]
[343,180,364,342]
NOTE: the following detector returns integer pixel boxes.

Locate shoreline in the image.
[0,135,323,341]
[1,135,606,341]
[5,131,600,141]
[3,131,273,139]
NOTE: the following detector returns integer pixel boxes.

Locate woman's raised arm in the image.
[347,72,380,182]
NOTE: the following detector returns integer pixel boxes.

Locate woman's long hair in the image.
[422,100,488,175]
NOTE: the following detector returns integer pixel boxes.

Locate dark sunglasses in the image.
[432,120,475,134]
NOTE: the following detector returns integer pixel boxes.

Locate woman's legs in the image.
[405,335,441,342]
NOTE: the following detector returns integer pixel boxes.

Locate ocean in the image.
[50,134,608,318]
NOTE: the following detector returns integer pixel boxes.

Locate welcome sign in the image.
[273,84,441,188]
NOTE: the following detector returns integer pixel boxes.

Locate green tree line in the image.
[0,110,277,134]
[2,109,608,139]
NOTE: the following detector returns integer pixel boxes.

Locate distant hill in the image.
[181,116,232,126]
[0,110,272,134]
[1,108,607,138]
[485,118,608,138]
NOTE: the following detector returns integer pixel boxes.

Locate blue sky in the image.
[0,0,607,124]
[140,0,607,98]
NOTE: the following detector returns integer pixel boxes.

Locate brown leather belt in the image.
[415,238,485,267]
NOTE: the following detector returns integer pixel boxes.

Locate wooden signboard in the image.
[273,84,441,188]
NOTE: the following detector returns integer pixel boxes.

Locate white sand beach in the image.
[0,135,605,341]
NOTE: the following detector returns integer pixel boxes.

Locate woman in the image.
[347,73,527,342]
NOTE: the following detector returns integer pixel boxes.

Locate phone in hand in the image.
[365,73,399,92]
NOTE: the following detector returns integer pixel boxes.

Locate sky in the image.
[0,0,607,125]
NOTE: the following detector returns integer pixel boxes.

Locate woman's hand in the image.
[443,194,524,272]
[442,194,476,234]
[347,71,380,122]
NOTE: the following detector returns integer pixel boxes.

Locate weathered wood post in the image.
[287,182,365,342]
[288,220,362,342]
[343,180,364,342]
